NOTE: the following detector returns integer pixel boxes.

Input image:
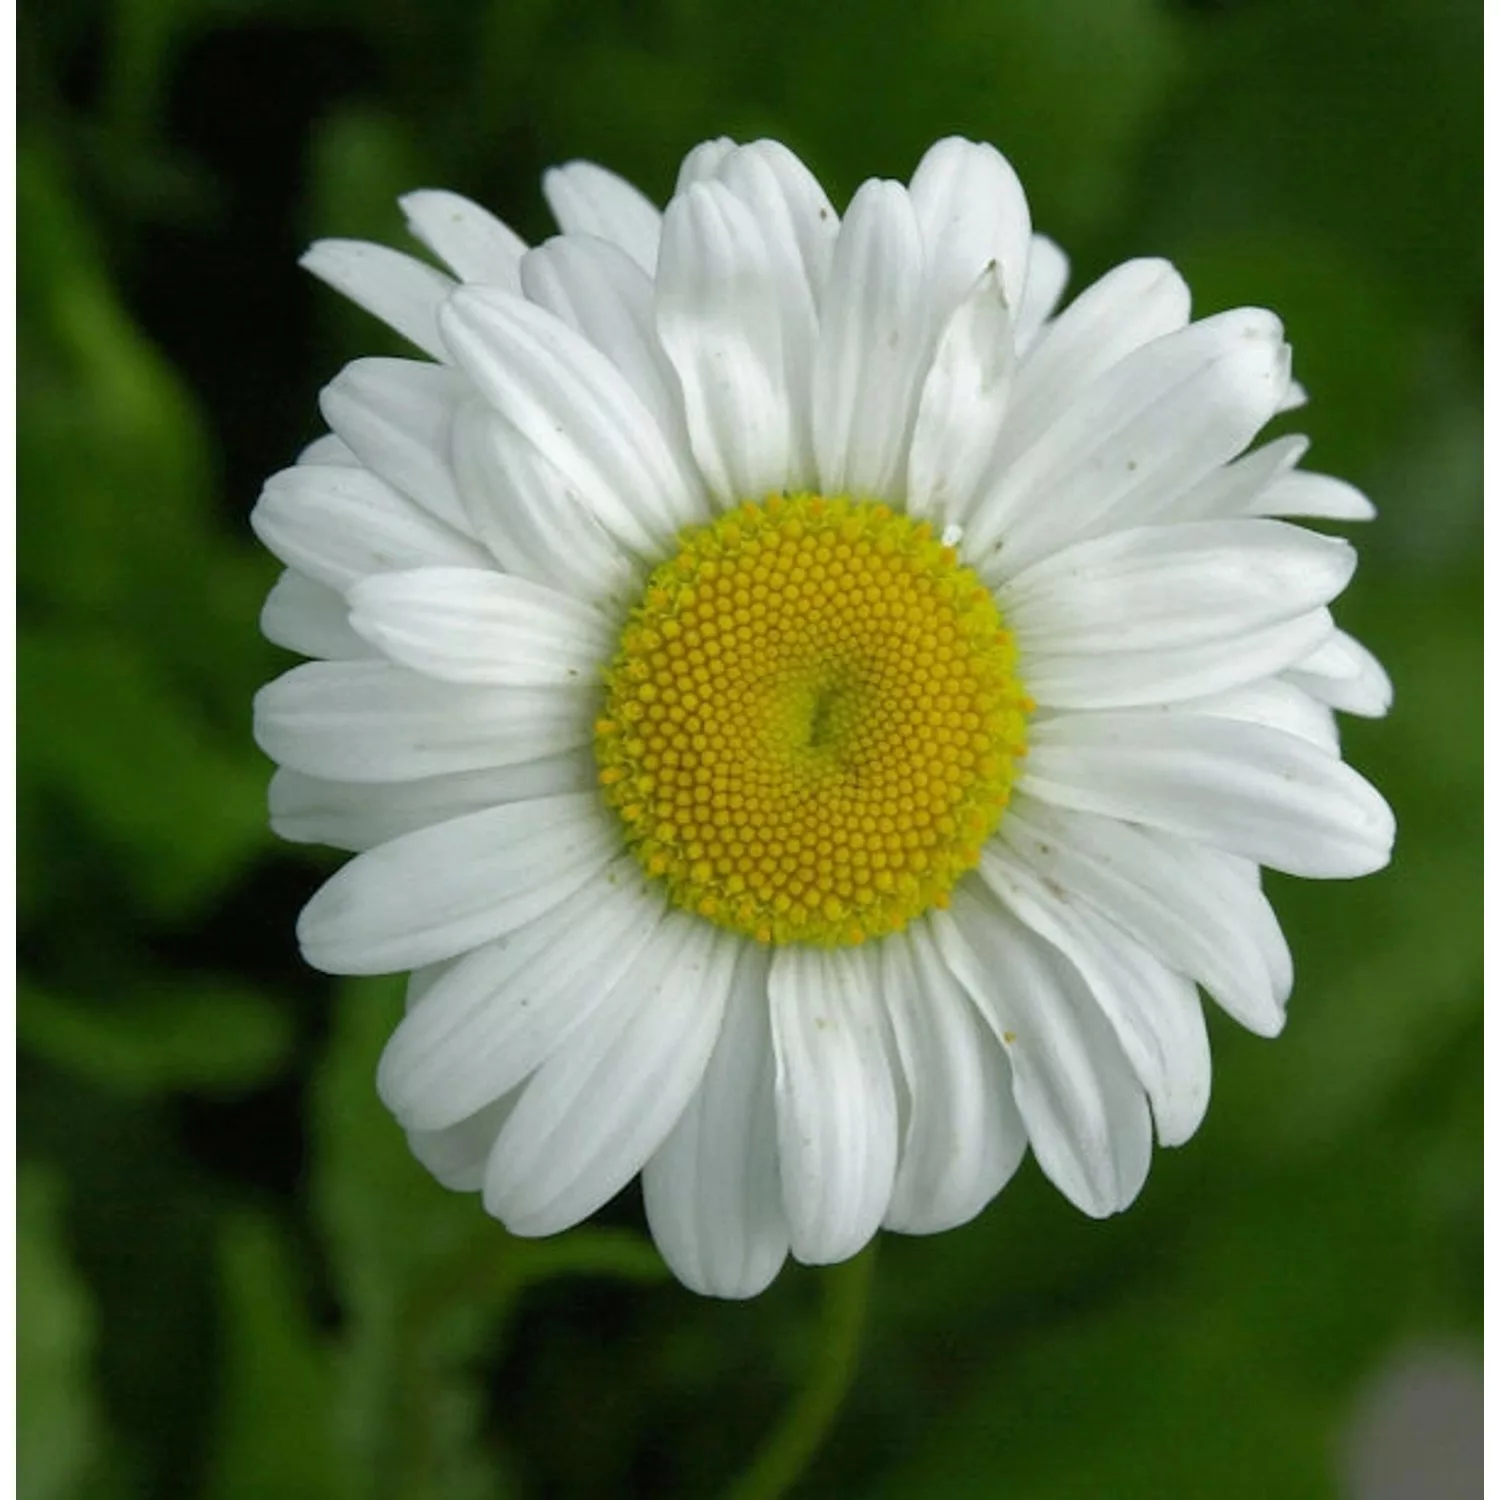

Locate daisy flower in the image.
[252,137,1394,1298]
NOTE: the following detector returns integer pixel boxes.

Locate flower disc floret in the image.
[594,495,1031,946]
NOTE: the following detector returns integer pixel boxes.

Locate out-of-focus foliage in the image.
[18,0,1478,1495]
[18,1170,112,1500]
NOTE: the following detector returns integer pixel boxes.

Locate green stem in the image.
[725,1242,879,1500]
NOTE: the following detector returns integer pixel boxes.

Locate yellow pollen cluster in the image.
[594,494,1031,946]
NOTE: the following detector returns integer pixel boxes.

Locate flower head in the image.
[253,137,1394,1297]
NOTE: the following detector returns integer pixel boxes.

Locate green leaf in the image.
[20,142,211,619]
[19,628,272,917]
[17,142,277,726]
[1367,381,1483,579]
[1137,0,1478,312]
[19,978,294,1096]
[18,1168,108,1500]
[205,1211,350,1500]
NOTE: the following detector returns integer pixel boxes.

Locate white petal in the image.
[1250,469,1377,522]
[405,962,454,1012]
[675,137,737,192]
[1001,258,1192,467]
[713,140,840,305]
[399,189,526,288]
[908,137,1031,328]
[1012,234,1069,356]
[450,402,640,602]
[347,566,612,686]
[1021,611,1336,711]
[296,792,617,975]
[1206,853,1295,1009]
[260,570,372,660]
[768,945,899,1265]
[1284,629,1394,717]
[812,180,928,500]
[879,925,1026,1234]
[935,887,1152,1217]
[439,287,703,552]
[972,307,1290,573]
[1278,377,1309,413]
[407,1092,518,1191]
[484,916,734,1236]
[642,943,790,1299]
[657,181,816,502]
[318,358,474,533]
[542,161,662,272]
[253,659,592,782]
[268,751,595,851]
[1004,519,1353,655]
[1158,433,1309,523]
[979,844,1211,1146]
[297,433,358,466]
[377,859,665,1130]
[251,464,487,594]
[1003,519,1353,707]
[999,797,1289,1037]
[906,265,1017,533]
[1178,678,1341,754]
[519,234,689,447]
[300,239,454,361]
[1022,710,1395,877]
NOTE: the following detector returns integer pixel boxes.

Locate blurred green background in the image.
[18,0,1480,1495]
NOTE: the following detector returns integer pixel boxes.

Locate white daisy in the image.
[253,137,1395,1298]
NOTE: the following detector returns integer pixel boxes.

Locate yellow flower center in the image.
[594,495,1030,946]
